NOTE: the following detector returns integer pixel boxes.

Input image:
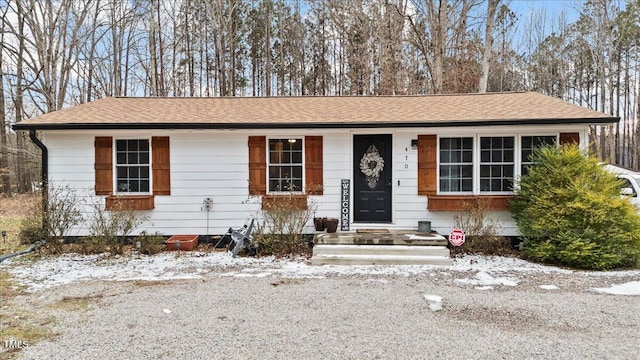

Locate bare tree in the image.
[479,0,500,93]
[419,0,449,93]
[0,5,10,195]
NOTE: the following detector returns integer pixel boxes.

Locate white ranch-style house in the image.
[14,92,617,238]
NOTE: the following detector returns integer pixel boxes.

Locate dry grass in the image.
[0,195,57,358]
[132,280,170,288]
[0,216,24,255]
[0,194,40,255]
[0,271,57,359]
[0,194,40,217]
[0,270,25,301]
[0,309,57,359]
[48,294,104,312]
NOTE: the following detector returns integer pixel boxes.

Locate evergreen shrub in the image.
[510,145,640,270]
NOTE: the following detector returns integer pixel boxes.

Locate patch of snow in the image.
[162,309,172,314]
[455,271,519,287]
[423,294,443,312]
[592,281,640,296]
[452,255,573,274]
[405,234,444,240]
[3,251,640,293]
[423,294,442,303]
[365,278,389,284]
[475,286,494,291]
[581,270,640,278]
[540,285,559,290]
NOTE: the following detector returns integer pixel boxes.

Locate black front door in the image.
[353,134,392,223]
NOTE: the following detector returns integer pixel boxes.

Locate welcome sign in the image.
[341,179,350,231]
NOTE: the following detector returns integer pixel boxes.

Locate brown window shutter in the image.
[248,136,267,195]
[418,135,437,195]
[305,136,323,195]
[95,137,113,195]
[559,132,580,146]
[152,136,171,195]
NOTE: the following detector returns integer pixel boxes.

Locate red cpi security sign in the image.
[449,229,466,246]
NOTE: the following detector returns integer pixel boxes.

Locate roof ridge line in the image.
[112,92,529,100]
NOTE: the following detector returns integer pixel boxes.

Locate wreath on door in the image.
[360,145,384,189]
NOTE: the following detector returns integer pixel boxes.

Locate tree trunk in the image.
[149,0,158,96]
[156,0,166,96]
[265,1,272,96]
[15,0,28,193]
[426,0,447,94]
[0,24,10,195]
[479,0,500,93]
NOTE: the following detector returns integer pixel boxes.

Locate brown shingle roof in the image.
[14,92,617,130]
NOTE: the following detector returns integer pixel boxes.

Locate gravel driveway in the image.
[7,254,639,360]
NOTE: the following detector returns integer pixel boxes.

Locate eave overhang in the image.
[12,117,619,131]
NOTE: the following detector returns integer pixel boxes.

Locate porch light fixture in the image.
[288,139,297,144]
[411,139,418,149]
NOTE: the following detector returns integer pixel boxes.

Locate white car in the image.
[603,164,640,207]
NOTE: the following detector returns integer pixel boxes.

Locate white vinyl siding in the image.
[42,125,587,237]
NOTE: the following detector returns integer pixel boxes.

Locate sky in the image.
[510,0,630,25]
[511,0,582,24]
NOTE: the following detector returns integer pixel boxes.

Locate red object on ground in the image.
[449,229,466,247]
[166,235,199,251]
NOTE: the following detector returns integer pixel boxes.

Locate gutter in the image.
[29,129,48,213]
[11,117,621,131]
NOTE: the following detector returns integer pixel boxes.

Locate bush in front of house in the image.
[85,197,148,255]
[510,145,640,270]
[18,210,50,245]
[252,194,316,257]
[18,185,83,254]
[453,198,516,257]
[135,231,165,255]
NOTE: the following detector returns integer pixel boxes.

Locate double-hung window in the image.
[439,137,473,192]
[438,134,558,195]
[115,139,150,193]
[480,136,514,192]
[521,136,557,176]
[268,138,303,192]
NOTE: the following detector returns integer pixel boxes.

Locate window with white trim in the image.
[439,137,473,192]
[521,135,557,176]
[268,138,303,192]
[115,139,150,193]
[437,134,558,195]
[480,136,514,192]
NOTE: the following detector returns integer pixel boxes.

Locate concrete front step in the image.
[311,253,454,266]
[311,244,453,266]
[313,244,450,257]
[314,231,448,246]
